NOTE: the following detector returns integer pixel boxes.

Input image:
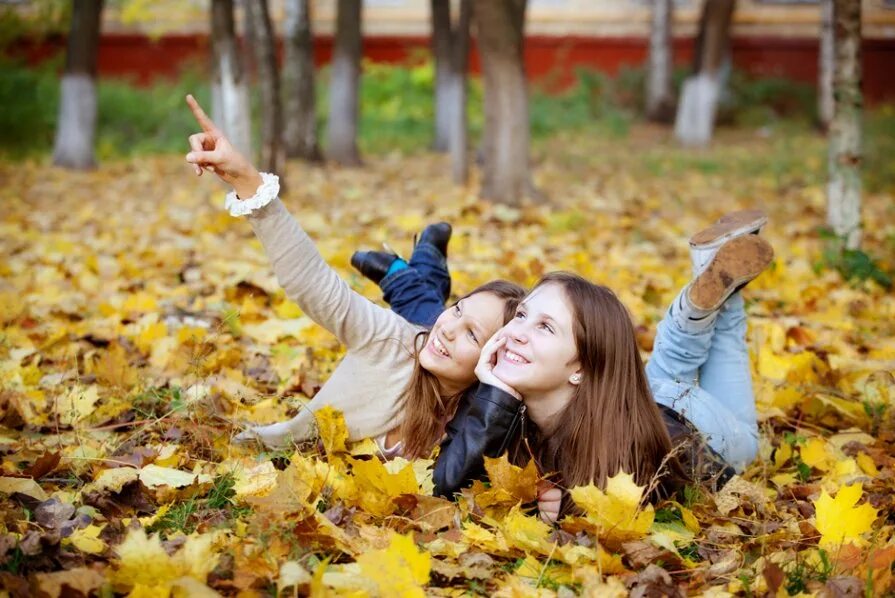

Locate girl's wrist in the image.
[234,170,264,199]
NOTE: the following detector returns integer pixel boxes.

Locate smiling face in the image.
[418,291,508,395]
[492,283,581,407]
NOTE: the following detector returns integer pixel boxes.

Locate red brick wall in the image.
[8,33,895,103]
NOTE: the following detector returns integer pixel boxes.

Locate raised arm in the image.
[184,95,408,350]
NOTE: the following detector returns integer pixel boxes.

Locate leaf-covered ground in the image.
[1,124,894,597]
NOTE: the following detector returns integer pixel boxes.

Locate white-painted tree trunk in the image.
[52,0,103,169]
[674,0,735,147]
[53,74,98,169]
[826,0,862,249]
[818,0,835,129]
[211,0,251,157]
[646,0,675,122]
[674,72,722,146]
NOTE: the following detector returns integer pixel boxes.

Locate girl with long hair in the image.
[182,96,524,460]
[421,213,773,521]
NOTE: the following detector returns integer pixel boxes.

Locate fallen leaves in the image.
[1,128,893,595]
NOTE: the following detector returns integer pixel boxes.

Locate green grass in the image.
[2,54,894,194]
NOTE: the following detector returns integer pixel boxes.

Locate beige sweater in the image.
[246,198,424,441]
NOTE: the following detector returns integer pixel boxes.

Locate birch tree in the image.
[826,0,862,249]
[210,0,251,157]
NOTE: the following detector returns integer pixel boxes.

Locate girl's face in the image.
[419,292,507,394]
[493,283,581,397]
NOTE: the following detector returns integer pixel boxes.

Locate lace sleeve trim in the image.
[224,172,280,217]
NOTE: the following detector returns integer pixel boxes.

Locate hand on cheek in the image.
[475,334,521,400]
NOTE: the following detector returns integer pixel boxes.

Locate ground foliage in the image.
[1,124,894,597]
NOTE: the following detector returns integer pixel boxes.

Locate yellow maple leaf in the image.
[356,533,430,598]
[316,406,349,455]
[112,528,179,590]
[481,455,539,505]
[112,528,220,592]
[569,470,654,546]
[349,457,418,516]
[814,484,879,547]
[462,521,511,554]
[501,504,554,555]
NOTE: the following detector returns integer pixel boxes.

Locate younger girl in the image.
[183,96,524,459]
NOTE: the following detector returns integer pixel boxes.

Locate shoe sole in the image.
[688,235,774,311]
[689,209,768,248]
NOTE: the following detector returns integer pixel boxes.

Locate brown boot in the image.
[687,235,774,311]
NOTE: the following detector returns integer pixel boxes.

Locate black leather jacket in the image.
[433,383,525,498]
[432,383,735,498]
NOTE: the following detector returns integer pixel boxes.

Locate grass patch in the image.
[1,53,894,197]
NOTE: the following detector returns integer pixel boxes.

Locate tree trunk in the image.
[674,0,735,146]
[645,0,675,122]
[449,0,472,184]
[827,0,862,249]
[818,0,835,130]
[327,0,362,166]
[210,0,252,157]
[283,0,321,161]
[52,0,103,169]
[245,0,283,174]
[474,0,536,205]
[431,0,452,151]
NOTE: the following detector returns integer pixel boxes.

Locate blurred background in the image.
[1,0,892,259]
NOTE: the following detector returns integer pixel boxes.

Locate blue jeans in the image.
[379,242,450,327]
[646,292,759,471]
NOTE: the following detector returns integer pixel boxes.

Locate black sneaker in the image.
[350,250,399,285]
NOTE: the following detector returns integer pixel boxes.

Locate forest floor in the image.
[1,123,894,596]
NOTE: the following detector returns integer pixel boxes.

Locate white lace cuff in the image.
[224,172,280,217]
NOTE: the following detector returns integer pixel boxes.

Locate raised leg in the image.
[380,265,446,327]
[645,288,716,385]
[406,241,451,302]
[698,292,758,432]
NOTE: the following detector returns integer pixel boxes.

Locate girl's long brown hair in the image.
[398,280,525,458]
[522,272,680,496]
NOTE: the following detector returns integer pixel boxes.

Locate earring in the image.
[570,374,581,384]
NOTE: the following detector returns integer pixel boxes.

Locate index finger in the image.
[186,94,219,133]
